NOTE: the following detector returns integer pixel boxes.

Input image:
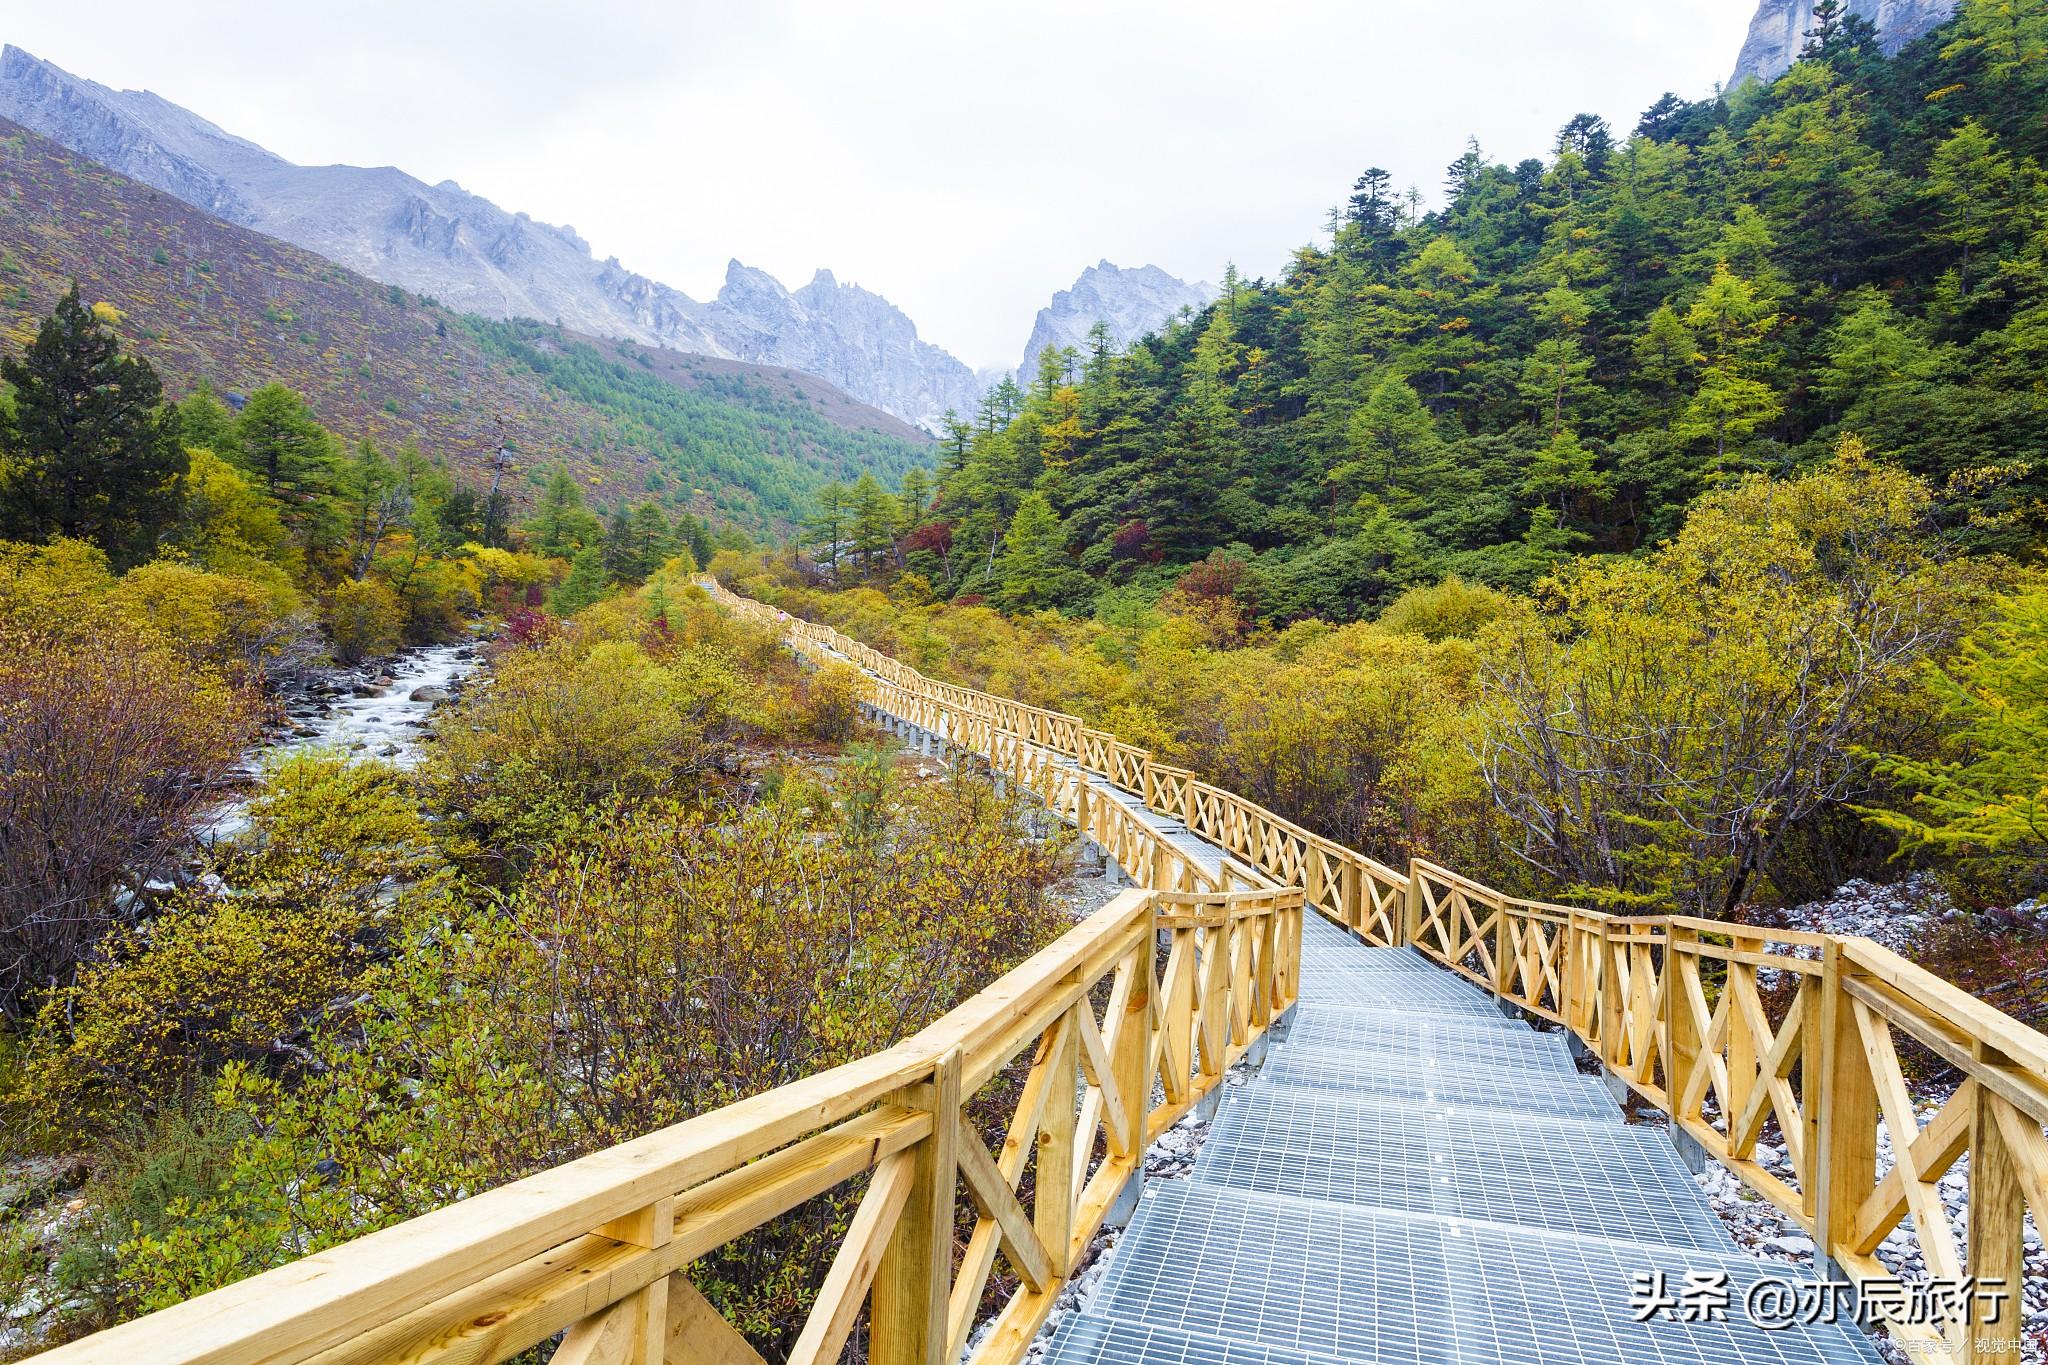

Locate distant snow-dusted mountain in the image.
[0,44,984,430]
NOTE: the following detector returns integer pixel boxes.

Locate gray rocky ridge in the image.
[1729,0,1957,86]
[0,44,982,430]
[1016,260,1216,382]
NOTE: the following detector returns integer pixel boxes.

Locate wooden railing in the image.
[33,880,1300,1365]
[32,582,2045,1365]
[713,582,2048,1365]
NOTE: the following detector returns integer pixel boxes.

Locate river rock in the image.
[408,685,449,703]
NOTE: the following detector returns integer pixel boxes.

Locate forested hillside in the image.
[0,118,930,533]
[861,0,2048,617]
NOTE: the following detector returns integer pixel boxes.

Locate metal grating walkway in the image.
[1045,907,1885,1365]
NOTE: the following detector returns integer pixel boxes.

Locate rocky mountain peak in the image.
[0,46,984,430]
[1016,260,1217,381]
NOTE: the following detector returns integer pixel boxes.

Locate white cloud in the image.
[9,0,1755,368]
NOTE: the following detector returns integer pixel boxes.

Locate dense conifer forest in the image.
[832,1,2048,617]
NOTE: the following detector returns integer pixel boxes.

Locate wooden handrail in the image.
[32,582,2048,1365]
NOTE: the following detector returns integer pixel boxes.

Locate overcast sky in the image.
[12,1,1756,369]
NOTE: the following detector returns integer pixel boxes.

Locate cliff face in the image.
[0,45,983,429]
[1016,261,1216,381]
[1730,0,1957,85]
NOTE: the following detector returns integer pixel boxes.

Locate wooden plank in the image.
[787,1149,917,1365]
[1817,942,1881,1278]
[1071,971,1133,1159]
[1966,1081,2026,1363]
[1839,938,2048,1079]
[1034,1008,1079,1275]
[1853,999,1964,1285]
[556,1298,641,1365]
[1848,1081,1973,1254]
[870,1051,958,1365]
[954,1116,1054,1292]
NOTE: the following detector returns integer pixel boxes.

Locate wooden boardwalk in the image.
[864,645,1884,1365]
[34,585,2043,1365]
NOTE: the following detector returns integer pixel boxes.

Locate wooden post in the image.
[1799,973,1824,1224]
[1343,861,1365,940]
[1814,940,1878,1286]
[1965,1054,2025,1363]
[1253,904,1280,1027]
[1726,939,1756,1161]
[1561,914,1584,1040]
[1111,937,1152,1203]
[1492,896,1512,1001]
[1034,1011,1078,1278]
[557,1197,674,1365]
[1665,924,1700,1128]
[1600,923,1624,1070]
[871,1052,960,1365]
[1402,862,1423,948]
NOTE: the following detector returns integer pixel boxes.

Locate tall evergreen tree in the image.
[0,286,186,568]
[235,383,339,548]
[528,465,602,557]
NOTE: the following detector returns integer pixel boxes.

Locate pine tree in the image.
[549,546,610,615]
[1677,265,1781,468]
[176,381,242,462]
[1633,305,1695,409]
[1926,119,2013,292]
[234,384,329,504]
[235,383,340,549]
[996,492,1074,610]
[1520,429,1611,524]
[898,467,934,526]
[626,501,676,579]
[1338,375,1440,505]
[0,285,186,568]
[847,473,902,577]
[601,505,636,581]
[529,466,602,557]
[807,481,849,573]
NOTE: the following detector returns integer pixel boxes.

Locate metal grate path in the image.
[1045,899,1883,1365]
